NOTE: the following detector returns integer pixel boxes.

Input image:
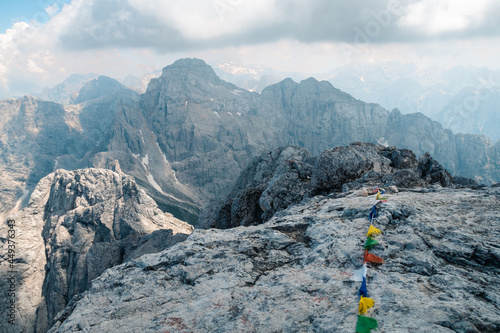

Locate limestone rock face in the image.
[199,146,313,228]
[201,143,458,229]
[48,186,500,333]
[454,133,500,184]
[0,168,193,333]
[2,58,500,224]
[311,144,392,192]
[0,174,54,333]
[0,96,85,220]
[139,58,286,204]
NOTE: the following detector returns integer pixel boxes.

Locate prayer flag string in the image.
[354,187,388,332]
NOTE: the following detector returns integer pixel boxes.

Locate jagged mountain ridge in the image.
[325,63,500,143]
[1,58,500,224]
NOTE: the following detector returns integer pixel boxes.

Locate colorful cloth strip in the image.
[353,188,388,332]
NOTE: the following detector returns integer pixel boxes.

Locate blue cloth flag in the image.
[359,277,368,297]
[369,206,377,220]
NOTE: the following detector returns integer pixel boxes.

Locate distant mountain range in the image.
[37,61,500,143]
[35,73,99,105]
[1,58,499,224]
[325,63,500,143]
[208,61,500,143]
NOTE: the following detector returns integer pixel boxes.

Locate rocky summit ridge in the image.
[1,58,500,226]
[200,143,459,229]
[2,143,499,333]
[47,176,500,332]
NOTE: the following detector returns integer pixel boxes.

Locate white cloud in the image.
[400,0,491,34]
[1,0,500,98]
[45,3,59,17]
[126,0,278,40]
[27,59,47,74]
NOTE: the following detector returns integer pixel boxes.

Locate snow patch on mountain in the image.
[147,173,165,194]
[142,154,149,169]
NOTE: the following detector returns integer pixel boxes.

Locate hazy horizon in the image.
[2,0,500,99]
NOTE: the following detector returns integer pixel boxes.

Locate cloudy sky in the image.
[1,0,500,98]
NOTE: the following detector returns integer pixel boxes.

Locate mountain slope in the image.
[326,63,500,143]
[0,168,193,333]
[1,58,500,223]
[437,86,500,142]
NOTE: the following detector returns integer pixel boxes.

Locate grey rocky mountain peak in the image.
[72,75,134,104]
[36,73,99,105]
[1,57,500,225]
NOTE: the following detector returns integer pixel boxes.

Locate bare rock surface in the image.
[201,143,457,229]
[48,186,500,332]
[0,168,193,333]
[199,146,313,229]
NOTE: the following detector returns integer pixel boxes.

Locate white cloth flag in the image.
[350,263,367,282]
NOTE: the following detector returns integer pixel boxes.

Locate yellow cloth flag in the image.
[367,224,381,237]
[359,296,375,314]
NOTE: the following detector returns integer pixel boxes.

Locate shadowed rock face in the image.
[47,185,500,333]
[0,168,193,333]
[200,143,458,229]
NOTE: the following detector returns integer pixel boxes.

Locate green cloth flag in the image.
[356,315,378,333]
[364,237,379,250]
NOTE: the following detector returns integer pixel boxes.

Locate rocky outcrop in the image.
[201,143,456,229]
[199,146,313,229]
[0,168,193,333]
[47,185,500,332]
[311,144,392,192]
